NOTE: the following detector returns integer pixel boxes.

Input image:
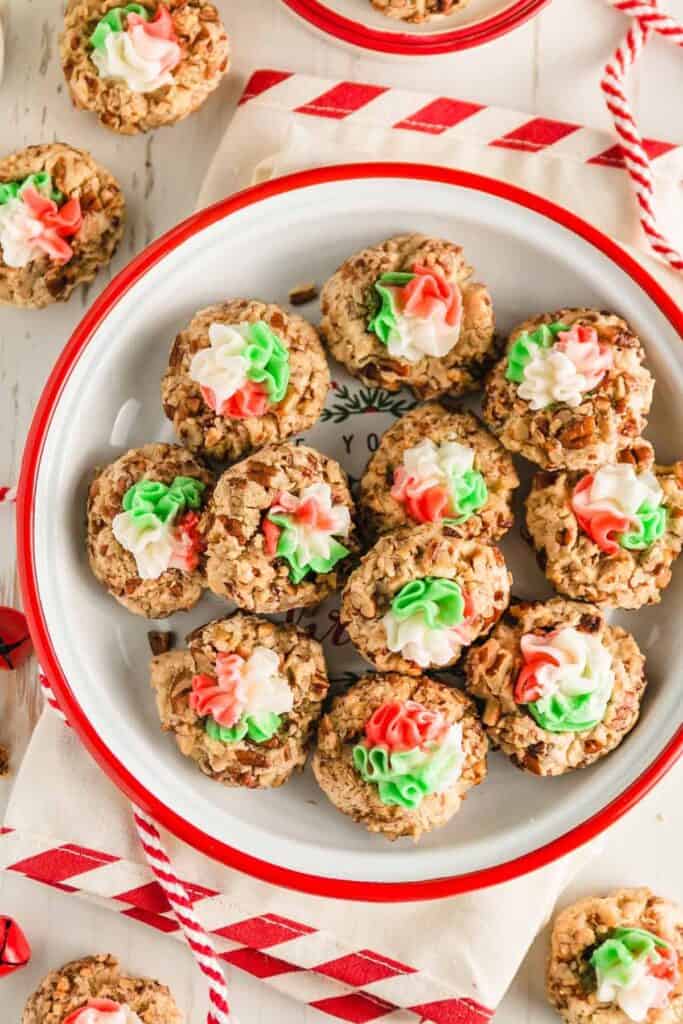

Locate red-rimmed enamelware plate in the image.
[279,0,549,56]
[18,164,683,901]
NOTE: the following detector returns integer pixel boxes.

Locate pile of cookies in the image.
[83,232,683,859]
[1,2,230,308]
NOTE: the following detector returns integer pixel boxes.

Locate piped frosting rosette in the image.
[64,1000,142,1024]
[263,483,351,584]
[190,321,290,420]
[382,576,474,668]
[353,699,465,810]
[506,321,613,410]
[190,646,293,744]
[391,438,487,525]
[0,172,82,268]
[572,464,667,555]
[590,927,679,1023]
[514,627,615,733]
[112,476,205,580]
[90,4,182,94]
[367,263,463,364]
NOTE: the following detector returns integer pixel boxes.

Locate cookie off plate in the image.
[278,0,549,56]
[17,164,683,900]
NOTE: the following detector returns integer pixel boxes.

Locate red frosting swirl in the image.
[363,699,450,753]
[571,474,630,555]
[64,1000,123,1024]
[21,186,83,265]
[201,379,269,420]
[402,263,461,327]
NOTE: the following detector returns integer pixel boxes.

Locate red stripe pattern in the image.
[0,485,17,504]
[295,82,389,120]
[394,98,484,135]
[588,138,679,168]
[601,0,683,271]
[490,116,580,152]
[239,69,293,105]
[236,68,678,175]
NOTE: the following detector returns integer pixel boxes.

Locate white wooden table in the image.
[0,0,681,1020]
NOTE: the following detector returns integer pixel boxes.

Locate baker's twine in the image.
[603,0,683,272]
[37,670,236,1024]
[0,485,17,504]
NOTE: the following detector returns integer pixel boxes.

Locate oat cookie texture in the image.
[151,613,329,788]
[21,954,182,1024]
[0,143,124,308]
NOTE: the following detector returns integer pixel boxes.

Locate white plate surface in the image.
[29,171,683,888]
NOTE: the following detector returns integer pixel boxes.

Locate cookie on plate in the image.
[370,0,468,21]
[0,143,124,309]
[87,443,213,618]
[547,888,683,1024]
[151,613,329,787]
[359,402,518,540]
[526,441,683,609]
[320,233,496,399]
[313,672,488,841]
[21,954,182,1024]
[482,308,654,470]
[341,524,511,674]
[61,1,230,134]
[202,442,359,613]
[162,299,330,463]
[465,598,646,776]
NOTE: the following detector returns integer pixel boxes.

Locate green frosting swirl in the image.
[368,282,399,346]
[267,510,349,585]
[590,927,671,987]
[528,691,604,734]
[91,3,149,50]
[0,172,63,206]
[353,733,461,810]
[391,577,464,629]
[122,475,205,528]
[620,500,667,550]
[205,712,281,745]
[505,321,566,383]
[367,272,416,344]
[448,468,488,520]
[244,321,290,404]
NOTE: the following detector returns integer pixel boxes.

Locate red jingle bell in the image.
[0,916,31,977]
[0,607,33,672]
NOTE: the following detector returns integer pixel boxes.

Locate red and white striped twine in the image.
[0,485,17,504]
[133,809,236,1024]
[602,0,683,272]
[37,668,236,1024]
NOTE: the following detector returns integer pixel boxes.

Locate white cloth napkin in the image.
[5,69,682,1022]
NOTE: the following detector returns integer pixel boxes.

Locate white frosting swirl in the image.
[382,611,462,668]
[517,347,594,410]
[398,439,475,495]
[385,305,461,364]
[576,464,663,520]
[596,957,673,1023]
[231,647,293,719]
[274,483,351,564]
[521,627,614,716]
[189,323,251,409]
[112,513,175,579]
[0,196,44,267]
[70,1005,142,1024]
[92,25,179,93]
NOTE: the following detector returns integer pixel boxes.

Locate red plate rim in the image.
[279,0,549,55]
[17,161,683,902]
